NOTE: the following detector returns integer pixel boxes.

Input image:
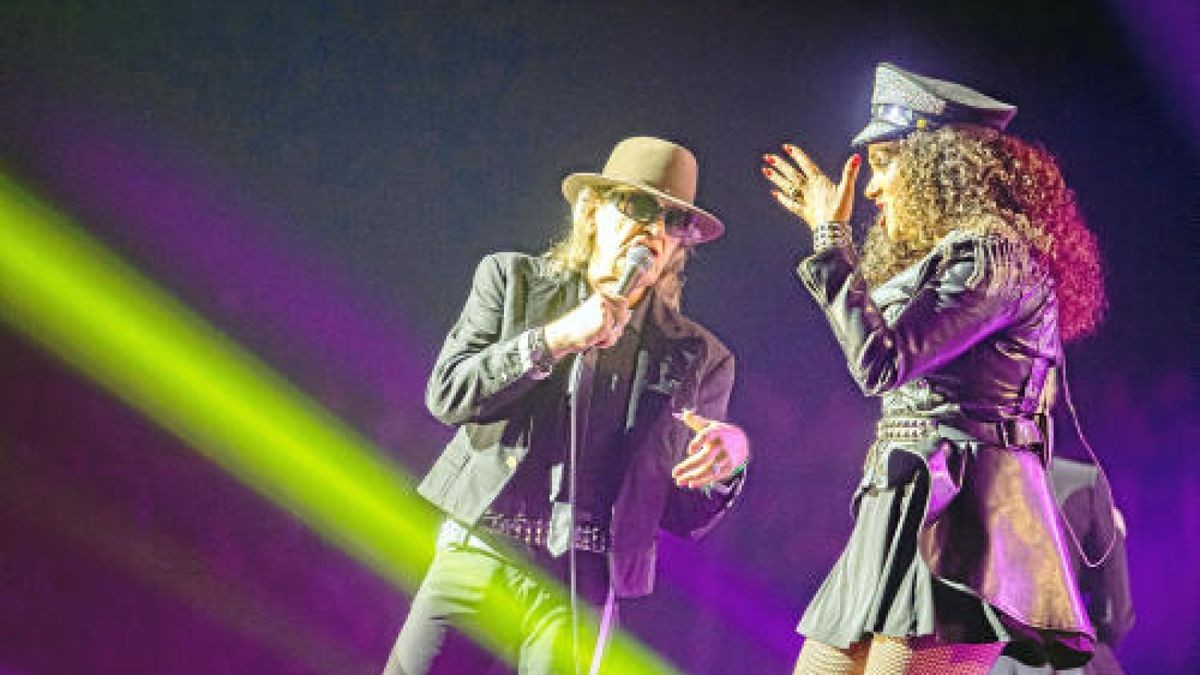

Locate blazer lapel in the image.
[626,296,668,432]
[610,297,704,559]
[625,297,705,458]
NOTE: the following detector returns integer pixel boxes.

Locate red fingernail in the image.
[783,143,797,153]
[761,166,773,178]
[851,154,861,167]
[763,154,776,165]
[771,189,781,199]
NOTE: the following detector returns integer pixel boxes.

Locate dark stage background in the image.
[1,1,1196,673]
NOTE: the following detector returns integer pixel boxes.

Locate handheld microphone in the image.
[571,244,655,395]
[614,244,655,299]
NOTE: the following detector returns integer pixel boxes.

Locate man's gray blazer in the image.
[418,252,743,597]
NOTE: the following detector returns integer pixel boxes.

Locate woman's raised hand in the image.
[762,144,860,230]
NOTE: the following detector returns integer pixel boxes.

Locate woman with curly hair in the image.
[761,63,1105,674]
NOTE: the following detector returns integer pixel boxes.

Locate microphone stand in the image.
[565,247,652,675]
[567,348,585,675]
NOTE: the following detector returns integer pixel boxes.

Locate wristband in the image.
[525,326,557,379]
[813,221,853,252]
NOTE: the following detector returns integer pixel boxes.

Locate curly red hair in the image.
[859,126,1106,341]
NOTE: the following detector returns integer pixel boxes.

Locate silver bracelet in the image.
[523,327,557,379]
[812,221,853,253]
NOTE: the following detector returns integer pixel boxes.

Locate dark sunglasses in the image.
[606,190,700,241]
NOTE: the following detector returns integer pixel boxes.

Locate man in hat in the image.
[383,136,750,675]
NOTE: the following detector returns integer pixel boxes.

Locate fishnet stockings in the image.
[793,637,869,675]
[794,636,1004,675]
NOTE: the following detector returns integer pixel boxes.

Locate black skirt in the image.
[797,471,1011,647]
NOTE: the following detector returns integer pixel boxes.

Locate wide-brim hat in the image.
[561,136,724,244]
[851,62,1017,148]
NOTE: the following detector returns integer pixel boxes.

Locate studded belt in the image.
[874,415,1044,448]
[864,414,1049,492]
[864,417,935,485]
[875,416,938,443]
[477,512,612,554]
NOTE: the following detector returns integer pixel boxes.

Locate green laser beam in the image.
[0,170,680,674]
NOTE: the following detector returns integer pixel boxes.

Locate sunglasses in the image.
[606,190,701,241]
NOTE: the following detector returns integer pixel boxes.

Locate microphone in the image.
[569,245,655,394]
[614,244,655,299]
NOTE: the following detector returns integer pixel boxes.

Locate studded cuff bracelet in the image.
[813,221,853,253]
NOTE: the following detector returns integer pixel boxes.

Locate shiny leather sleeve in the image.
[797,232,1031,396]
[425,254,542,425]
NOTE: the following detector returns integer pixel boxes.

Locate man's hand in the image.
[543,289,632,357]
[671,409,750,489]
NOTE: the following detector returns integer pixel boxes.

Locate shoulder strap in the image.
[1056,350,1119,569]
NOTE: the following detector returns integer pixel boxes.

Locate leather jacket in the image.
[801,228,1059,423]
[798,228,1096,665]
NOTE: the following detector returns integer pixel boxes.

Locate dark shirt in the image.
[489,294,651,525]
[575,316,642,520]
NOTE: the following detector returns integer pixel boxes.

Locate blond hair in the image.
[543,186,689,311]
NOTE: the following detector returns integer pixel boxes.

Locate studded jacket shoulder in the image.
[797,227,1059,421]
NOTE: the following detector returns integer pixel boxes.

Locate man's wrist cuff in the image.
[519,327,557,380]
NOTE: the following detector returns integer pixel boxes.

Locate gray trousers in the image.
[383,521,615,675]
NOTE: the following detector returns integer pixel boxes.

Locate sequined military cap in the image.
[851,62,1017,147]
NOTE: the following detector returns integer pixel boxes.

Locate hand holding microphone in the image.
[612,243,655,298]
[544,245,654,356]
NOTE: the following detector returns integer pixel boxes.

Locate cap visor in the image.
[850,119,911,148]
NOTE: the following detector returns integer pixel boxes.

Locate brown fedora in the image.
[561,136,724,244]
